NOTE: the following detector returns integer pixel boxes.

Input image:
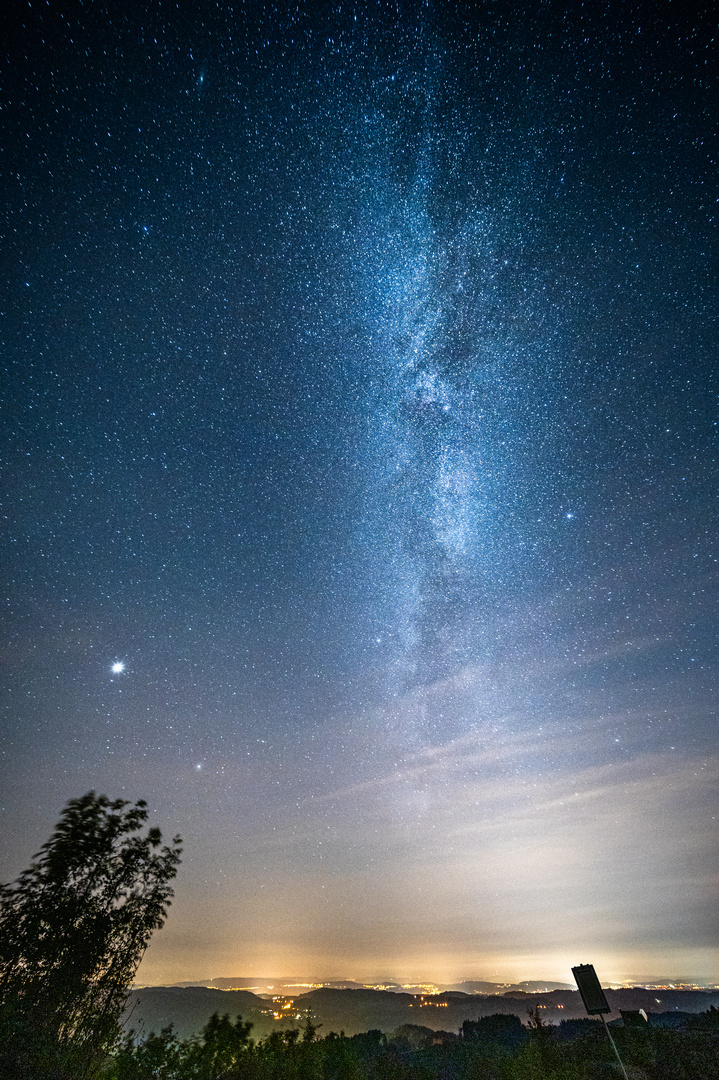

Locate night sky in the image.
[2,1,717,986]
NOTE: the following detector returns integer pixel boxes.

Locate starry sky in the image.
[1,1,717,986]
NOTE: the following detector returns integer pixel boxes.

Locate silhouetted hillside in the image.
[122,987,273,1041]
[123,985,719,1041]
[294,988,416,1035]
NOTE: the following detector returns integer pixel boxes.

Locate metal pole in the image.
[601,1015,629,1080]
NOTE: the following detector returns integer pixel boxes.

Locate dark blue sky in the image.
[1,1,717,984]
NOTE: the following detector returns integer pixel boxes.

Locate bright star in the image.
[111,662,125,674]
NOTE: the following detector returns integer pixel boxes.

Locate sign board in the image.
[572,964,611,1015]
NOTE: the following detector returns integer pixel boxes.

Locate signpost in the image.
[572,964,628,1080]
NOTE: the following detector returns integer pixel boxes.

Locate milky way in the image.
[1,2,717,983]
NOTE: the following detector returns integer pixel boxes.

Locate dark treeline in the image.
[109,1007,719,1080]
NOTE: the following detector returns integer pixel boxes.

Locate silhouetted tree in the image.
[112,1025,183,1080]
[0,791,181,1079]
[183,1013,254,1079]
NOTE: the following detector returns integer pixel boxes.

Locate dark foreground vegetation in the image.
[0,792,181,1080]
[110,1006,719,1080]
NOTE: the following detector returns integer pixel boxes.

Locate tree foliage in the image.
[0,791,182,1079]
[108,1010,719,1080]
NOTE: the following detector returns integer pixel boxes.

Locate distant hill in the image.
[450,980,574,994]
[123,985,719,1041]
[294,988,418,1035]
[122,987,275,1041]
